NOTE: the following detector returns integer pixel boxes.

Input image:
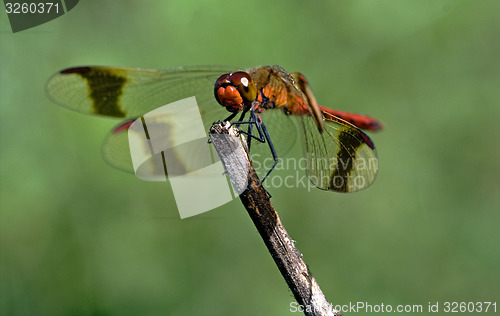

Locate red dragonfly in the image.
[46,65,382,192]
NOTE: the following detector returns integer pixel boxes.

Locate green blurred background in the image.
[1,1,499,315]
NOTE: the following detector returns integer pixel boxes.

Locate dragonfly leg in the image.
[223,112,238,122]
[231,109,278,183]
[232,109,266,144]
[259,119,278,182]
[236,108,255,150]
[247,122,254,151]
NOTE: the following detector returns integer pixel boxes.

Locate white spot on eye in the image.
[241,77,248,87]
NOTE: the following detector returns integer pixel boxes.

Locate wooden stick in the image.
[210,122,341,316]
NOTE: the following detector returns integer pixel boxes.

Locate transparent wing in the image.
[47,65,243,175]
[46,65,240,131]
[244,108,298,178]
[301,113,378,192]
[102,120,136,173]
[103,110,299,176]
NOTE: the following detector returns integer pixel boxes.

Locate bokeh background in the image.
[1,1,499,315]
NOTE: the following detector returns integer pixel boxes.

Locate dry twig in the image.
[210,122,341,316]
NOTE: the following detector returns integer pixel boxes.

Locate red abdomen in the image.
[320,106,383,131]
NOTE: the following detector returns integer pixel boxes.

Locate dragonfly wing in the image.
[102,120,135,174]
[47,65,243,175]
[46,65,239,130]
[103,117,226,179]
[301,114,378,192]
[245,108,298,177]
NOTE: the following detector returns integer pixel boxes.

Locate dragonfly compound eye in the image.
[214,72,257,113]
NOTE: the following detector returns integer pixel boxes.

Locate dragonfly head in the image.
[214,72,257,113]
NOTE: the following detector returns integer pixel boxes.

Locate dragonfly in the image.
[46,65,382,193]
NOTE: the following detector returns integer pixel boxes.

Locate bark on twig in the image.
[210,122,341,316]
